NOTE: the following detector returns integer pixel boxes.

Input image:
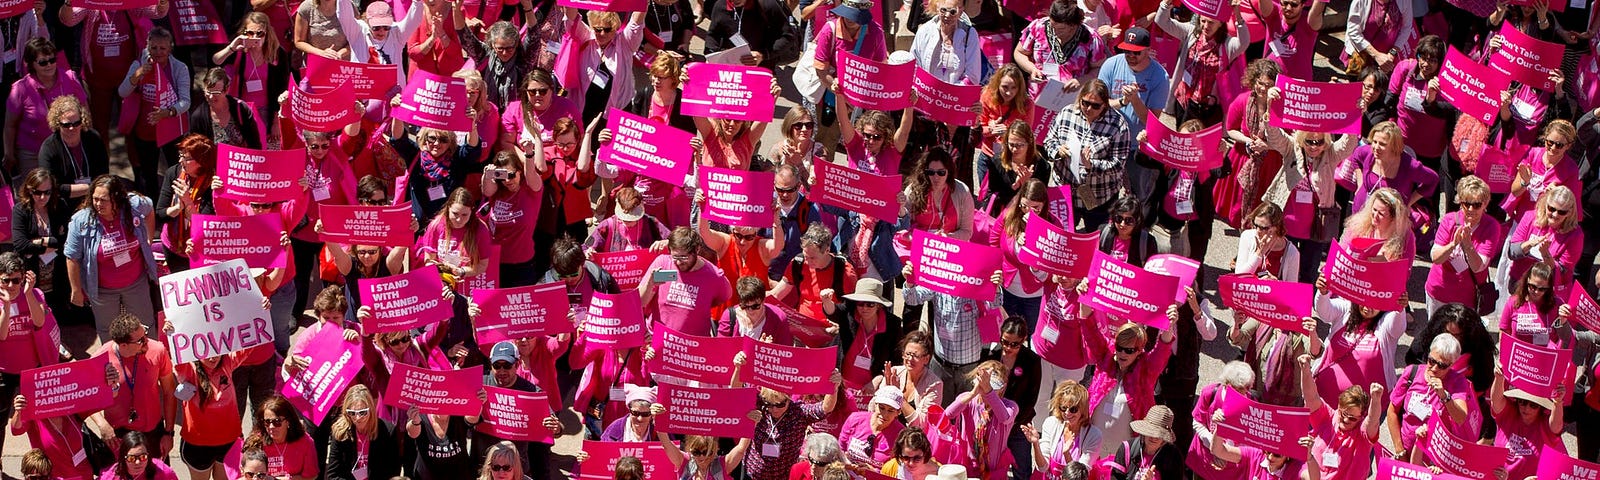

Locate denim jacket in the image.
[64,194,156,302]
[821,204,906,281]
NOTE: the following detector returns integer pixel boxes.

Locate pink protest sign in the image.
[1439,48,1512,125]
[593,250,654,290]
[836,51,914,111]
[21,354,113,421]
[357,267,452,334]
[910,231,1002,301]
[1570,286,1600,332]
[394,70,471,132]
[581,292,648,352]
[75,0,157,10]
[577,443,672,480]
[189,213,287,269]
[1046,185,1076,230]
[1215,391,1312,459]
[1218,274,1313,333]
[1140,112,1226,172]
[1143,254,1200,303]
[472,282,572,345]
[169,0,226,45]
[742,338,837,395]
[1082,252,1179,329]
[658,383,758,438]
[159,259,273,364]
[1320,241,1409,311]
[556,0,646,11]
[280,324,365,424]
[1001,0,1050,19]
[1182,0,1231,20]
[1017,212,1097,278]
[700,167,775,228]
[289,84,358,133]
[912,68,981,126]
[1476,143,1523,194]
[0,0,31,19]
[649,325,743,385]
[680,63,777,122]
[384,363,485,417]
[477,386,555,443]
[1270,77,1364,134]
[1499,333,1572,398]
[598,108,694,185]
[1376,458,1471,480]
[810,161,902,221]
[460,246,499,296]
[1489,23,1566,91]
[1507,0,1565,11]
[216,145,305,203]
[1422,416,1509,479]
[305,56,399,101]
[317,204,413,248]
[1537,445,1599,480]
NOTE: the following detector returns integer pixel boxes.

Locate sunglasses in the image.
[124,453,149,462]
[242,473,271,480]
[120,337,148,347]
[29,189,48,197]
[593,27,616,34]
[0,277,23,286]
[938,6,958,15]
[689,450,715,457]
[925,169,949,177]
[34,57,55,67]
[355,249,382,256]
[1062,405,1081,414]
[1543,139,1570,149]
[630,409,653,417]
[739,303,763,311]
[345,408,371,417]
[1526,284,1551,294]
[262,418,286,427]
[1113,215,1138,226]
[761,400,791,409]
[862,132,885,141]
[1426,357,1451,369]
[57,120,82,129]
[490,464,514,472]
[1115,345,1140,355]
[242,30,267,37]
[791,121,816,131]
[775,186,799,194]
[526,87,551,96]
[1080,100,1105,110]
[492,361,516,370]
[387,336,413,346]
[1548,206,1570,216]
[370,26,391,32]
[898,454,927,464]
[1000,339,1024,349]
[1304,139,1326,147]
[1458,201,1484,210]
[423,135,451,145]
[306,143,331,151]
[557,270,582,280]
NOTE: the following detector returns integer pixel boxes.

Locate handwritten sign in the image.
[279,325,364,424]
[581,292,647,353]
[472,282,572,345]
[1017,212,1096,278]
[1218,274,1314,334]
[1215,391,1312,459]
[911,68,981,126]
[649,325,743,385]
[1320,241,1409,311]
[1082,252,1179,329]
[1421,416,1509,479]
[1499,333,1571,398]
[810,161,902,221]
[357,267,452,334]
[699,167,775,228]
[1140,112,1226,172]
[21,355,113,421]
[1489,23,1565,92]
[159,260,273,364]
[1439,48,1512,125]
[742,338,836,395]
[477,386,555,443]
[189,213,287,269]
[836,51,914,111]
[305,56,399,101]
[658,383,757,438]
[593,250,654,290]
[910,231,1002,301]
[577,443,672,480]
[317,204,413,248]
[597,108,694,185]
[394,69,470,131]
[680,63,776,122]
[384,363,484,417]
[1271,77,1364,134]
[217,145,304,203]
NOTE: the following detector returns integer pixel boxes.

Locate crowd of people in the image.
[0,0,1598,478]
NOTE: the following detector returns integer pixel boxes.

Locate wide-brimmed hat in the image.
[929,465,973,480]
[1504,389,1555,411]
[1131,405,1176,443]
[843,278,892,306]
[614,202,645,222]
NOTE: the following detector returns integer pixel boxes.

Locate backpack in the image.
[788,254,847,303]
[761,0,804,65]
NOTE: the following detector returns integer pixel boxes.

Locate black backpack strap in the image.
[830,255,846,294]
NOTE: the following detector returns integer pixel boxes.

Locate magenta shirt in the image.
[844,136,900,176]
[1422,211,1502,304]
[1308,405,1374,480]
[97,460,177,480]
[644,254,732,337]
[1387,365,1475,450]
[499,97,578,143]
[95,220,145,290]
[1494,408,1563,480]
[6,71,89,154]
[813,18,888,66]
[1506,148,1581,218]
[416,221,492,271]
[1262,11,1315,81]
[1505,211,1585,296]
[485,186,542,264]
[264,437,321,479]
[17,417,94,480]
[0,291,48,374]
[837,411,902,469]
[1498,300,1569,349]
[1389,59,1449,159]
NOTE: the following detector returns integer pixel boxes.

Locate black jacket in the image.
[153,163,217,254]
[1095,224,1158,267]
[38,130,109,197]
[830,302,903,381]
[11,196,72,274]
[326,419,402,480]
[187,96,263,149]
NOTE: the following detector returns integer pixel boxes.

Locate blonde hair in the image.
[650,51,683,79]
[586,11,621,27]
[476,442,524,480]
[1047,380,1089,426]
[47,95,90,129]
[1367,121,1405,155]
[330,385,377,442]
[1542,119,1578,143]
[1341,188,1413,260]
[1454,175,1489,203]
[1534,185,1579,233]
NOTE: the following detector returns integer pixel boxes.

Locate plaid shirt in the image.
[904,284,1001,365]
[746,402,827,480]
[1043,105,1133,210]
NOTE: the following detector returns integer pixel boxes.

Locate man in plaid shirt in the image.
[1043,80,1135,228]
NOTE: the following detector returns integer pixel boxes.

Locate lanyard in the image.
[119,353,140,393]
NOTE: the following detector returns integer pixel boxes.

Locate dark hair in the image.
[614,456,644,480]
[431,188,483,263]
[198,67,231,90]
[1000,315,1031,338]
[521,68,559,95]
[147,26,174,42]
[735,276,766,302]
[23,37,55,70]
[109,313,145,344]
[113,430,156,480]
[1048,0,1085,24]
[667,226,701,255]
[800,222,833,250]
[79,175,135,228]
[356,175,390,205]
[904,147,955,216]
[1077,78,1111,103]
[1063,462,1090,480]
[1414,35,1445,63]
[1357,67,1390,93]
[899,330,933,356]
[16,168,56,210]
[891,427,933,457]
[1108,196,1143,221]
[1512,263,1560,313]
[551,235,585,275]
[1407,303,1495,391]
[0,252,25,276]
[245,395,309,450]
[313,285,348,314]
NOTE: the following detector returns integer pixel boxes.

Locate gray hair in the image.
[1219,361,1255,390]
[1430,334,1462,363]
[801,433,843,463]
[487,21,519,43]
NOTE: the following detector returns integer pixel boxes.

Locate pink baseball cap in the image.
[365,2,395,27]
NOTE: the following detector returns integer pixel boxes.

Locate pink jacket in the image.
[942,390,1019,480]
[1079,313,1173,421]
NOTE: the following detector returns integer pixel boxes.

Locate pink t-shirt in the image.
[1498,300,1567,348]
[1315,325,1385,411]
[485,187,542,264]
[96,220,145,290]
[96,459,177,480]
[19,417,94,480]
[1505,211,1585,297]
[1494,408,1563,480]
[1387,366,1475,450]
[837,411,901,469]
[1389,60,1449,159]
[0,291,48,374]
[813,19,888,66]
[1261,10,1315,81]
[1422,211,1502,304]
[96,340,174,433]
[1238,446,1304,480]
[294,149,359,243]
[499,97,578,143]
[1508,149,1582,218]
[645,254,732,337]
[5,71,89,154]
[1308,405,1374,480]
[264,437,321,479]
[416,221,493,273]
[844,137,901,176]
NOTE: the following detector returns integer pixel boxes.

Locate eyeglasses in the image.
[124,452,149,462]
[903,351,931,360]
[306,143,331,151]
[1426,357,1451,369]
[387,336,413,346]
[492,361,516,370]
[424,135,450,145]
[490,464,514,472]
[1112,215,1138,226]
[689,449,715,457]
[1543,139,1570,149]
[594,26,616,34]
[345,408,371,418]
[1526,284,1551,294]
[262,418,286,427]
[1304,139,1326,147]
[761,400,791,409]
[1458,201,1484,210]
[862,132,885,141]
[1062,405,1081,414]
[0,277,23,286]
[556,270,582,280]
[898,454,927,464]
[739,303,763,311]
[938,6,958,15]
[370,26,392,32]
[999,339,1024,349]
[34,57,55,67]
[29,188,49,198]
[925,169,948,177]
[629,409,653,417]
[1547,206,1570,217]
[526,87,551,96]
[57,120,82,129]
[354,249,382,257]
[242,30,267,38]
[1080,100,1105,111]
[1115,345,1140,355]
[242,472,271,480]
[670,253,695,262]
[119,337,148,347]
[791,121,816,131]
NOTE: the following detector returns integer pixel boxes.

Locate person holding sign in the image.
[1071,299,1177,452]
[1486,368,1566,480]
[1423,176,1502,315]
[1014,1,1109,98]
[154,135,218,273]
[65,175,158,341]
[991,181,1055,323]
[473,342,563,480]
[1338,188,1415,262]
[1153,0,1250,125]
[244,396,319,480]
[0,253,65,452]
[1043,80,1133,227]
[1502,186,1584,300]
[96,314,177,458]
[747,376,845,480]
[1297,353,1383,480]
[391,122,485,223]
[325,385,403,480]
[10,373,118,480]
[59,0,168,142]
[837,94,915,177]
[1505,120,1581,219]
[1186,362,1256,479]
[655,429,758,480]
[1385,335,1477,460]
[696,193,783,300]
[1206,427,1314,480]
[1499,263,1576,348]
[417,188,492,285]
[321,231,411,325]
[168,319,245,480]
[639,227,734,337]
[480,149,546,287]
[1309,275,1405,410]
[1259,98,1357,279]
[584,188,671,255]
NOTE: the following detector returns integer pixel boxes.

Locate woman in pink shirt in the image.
[1339,188,1415,263]
[242,396,319,480]
[1501,186,1584,299]
[1072,304,1176,454]
[838,97,914,177]
[1498,263,1574,349]
[1298,354,1382,480]
[480,150,545,287]
[838,388,907,470]
[1385,335,1475,459]
[417,188,492,287]
[98,431,178,480]
[5,38,87,175]
[1423,176,1501,315]
[1486,373,1566,480]
[1504,121,1582,219]
[943,361,1019,480]
[498,68,577,151]
[210,12,279,128]
[12,384,116,480]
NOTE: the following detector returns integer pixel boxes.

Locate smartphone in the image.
[651,269,680,283]
[568,293,583,305]
[490,168,511,180]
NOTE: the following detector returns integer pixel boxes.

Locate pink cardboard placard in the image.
[658,383,758,438]
[1499,333,1572,398]
[384,363,485,417]
[304,56,399,101]
[357,267,452,334]
[742,338,837,395]
[1270,77,1364,134]
[1218,274,1313,334]
[1489,22,1566,92]
[394,69,471,132]
[1376,458,1470,480]
[912,68,981,126]
[1537,445,1597,480]
[472,282,572,345]
[216,145,305,203]
[1140,112,1226,172]
[159,259,273,364]
[557,0,646,12]
[1421,416,1509,479]
[317,204,414,248]
[1507,0,1565,10]
[1017,212,1097,278]
[75,0,157,10]
[1046,185,1076,230]
[649,325,742,385]
[577,443,672,480]
[1476,143,1523,194]
[1439,48,1512,125]
[460,245,499,297]
[190,213,288,269]
[581,292,648,353]
[910,231,1002,301]
[1570,285,1600,332]
[700,167,775,228]
[1082,251,1179,329]
[21,354,113,421]
[1320,241,1409,311]
[0,0,32,19]
[289,83,358,133]
[1215,390,1312,459]
[279,324,365,424]
[680,63,777,122]
[1182,0,1232,20]
[836,51,914,111]
[598,108,695,185]
[477,386,555,443]
[810,161,902,222]
[593,250,655,291]
[169,0,227,45]
[1143,254,1200,303]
